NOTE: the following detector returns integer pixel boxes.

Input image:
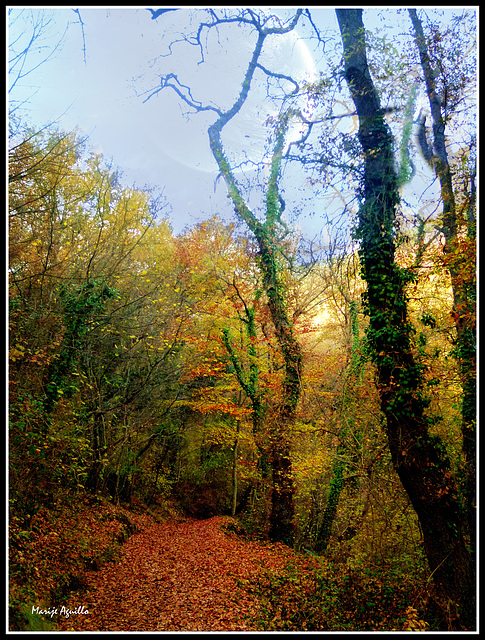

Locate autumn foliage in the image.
[8,21,475,625]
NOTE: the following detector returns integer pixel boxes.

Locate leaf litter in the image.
[57,515,302,631]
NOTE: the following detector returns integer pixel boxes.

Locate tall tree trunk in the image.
[254,220,301,546]
[231,420,239,517]
[315,452,344,554]
[86,409,104,493]
[222,305,266,456]
[336,9,474,628]
[210,154,301,543]
[208,81,302,545]
[408,6,476,588]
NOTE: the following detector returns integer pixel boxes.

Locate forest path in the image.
[57,515,299,632]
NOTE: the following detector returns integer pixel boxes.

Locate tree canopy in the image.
[9,6,476,632]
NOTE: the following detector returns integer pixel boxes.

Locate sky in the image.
[7,6,470,239]
[9,7,362,235]
[8,7,328,236]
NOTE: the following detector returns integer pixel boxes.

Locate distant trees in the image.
[143,8,316,545]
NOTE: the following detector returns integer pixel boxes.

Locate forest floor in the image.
[12,498,448,632]
[56,513,312,632]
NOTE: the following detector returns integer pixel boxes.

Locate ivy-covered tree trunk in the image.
[231,419,240,517]
[223,317,271,493]
[408,7,476,591]
[147,9,305,547]
[217,184,300,545]
[315,450,344,554]
[336,8,474,628]
[222,306,265,445]
[210,108,301,547]
[42,279,115,421]
[254,218,301,546]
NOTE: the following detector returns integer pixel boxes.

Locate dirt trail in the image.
[57,515,297,632]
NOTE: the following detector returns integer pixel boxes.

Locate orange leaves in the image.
[189,399,251,419]
[181,360,225,382]
[9,495,133,626]
[441,236,476,283]
[56,515,298,632]
[399,606,429,631]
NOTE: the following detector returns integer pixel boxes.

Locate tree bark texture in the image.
[408,7,476,586]
[336,9,474,628]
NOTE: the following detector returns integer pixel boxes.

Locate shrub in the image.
[253,556,426,631]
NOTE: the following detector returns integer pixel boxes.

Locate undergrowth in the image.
[8,491,157,631]
[9,490,461,632]
[251,556,431,631]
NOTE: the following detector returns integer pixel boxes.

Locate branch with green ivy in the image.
[337,8,474,617]
[144,8,306,545]
[222,305,265,446]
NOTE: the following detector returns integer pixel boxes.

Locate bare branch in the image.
[72,8,86,64]
[142,72,222,115]
[8,9,70,119]
[255,63,300,95]
[147,8,178,20]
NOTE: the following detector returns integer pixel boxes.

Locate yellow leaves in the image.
[398,606,429,631]
[9,344,26,361]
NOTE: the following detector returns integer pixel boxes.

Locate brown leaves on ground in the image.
[9,494,135,619]
[57,516,299,632]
